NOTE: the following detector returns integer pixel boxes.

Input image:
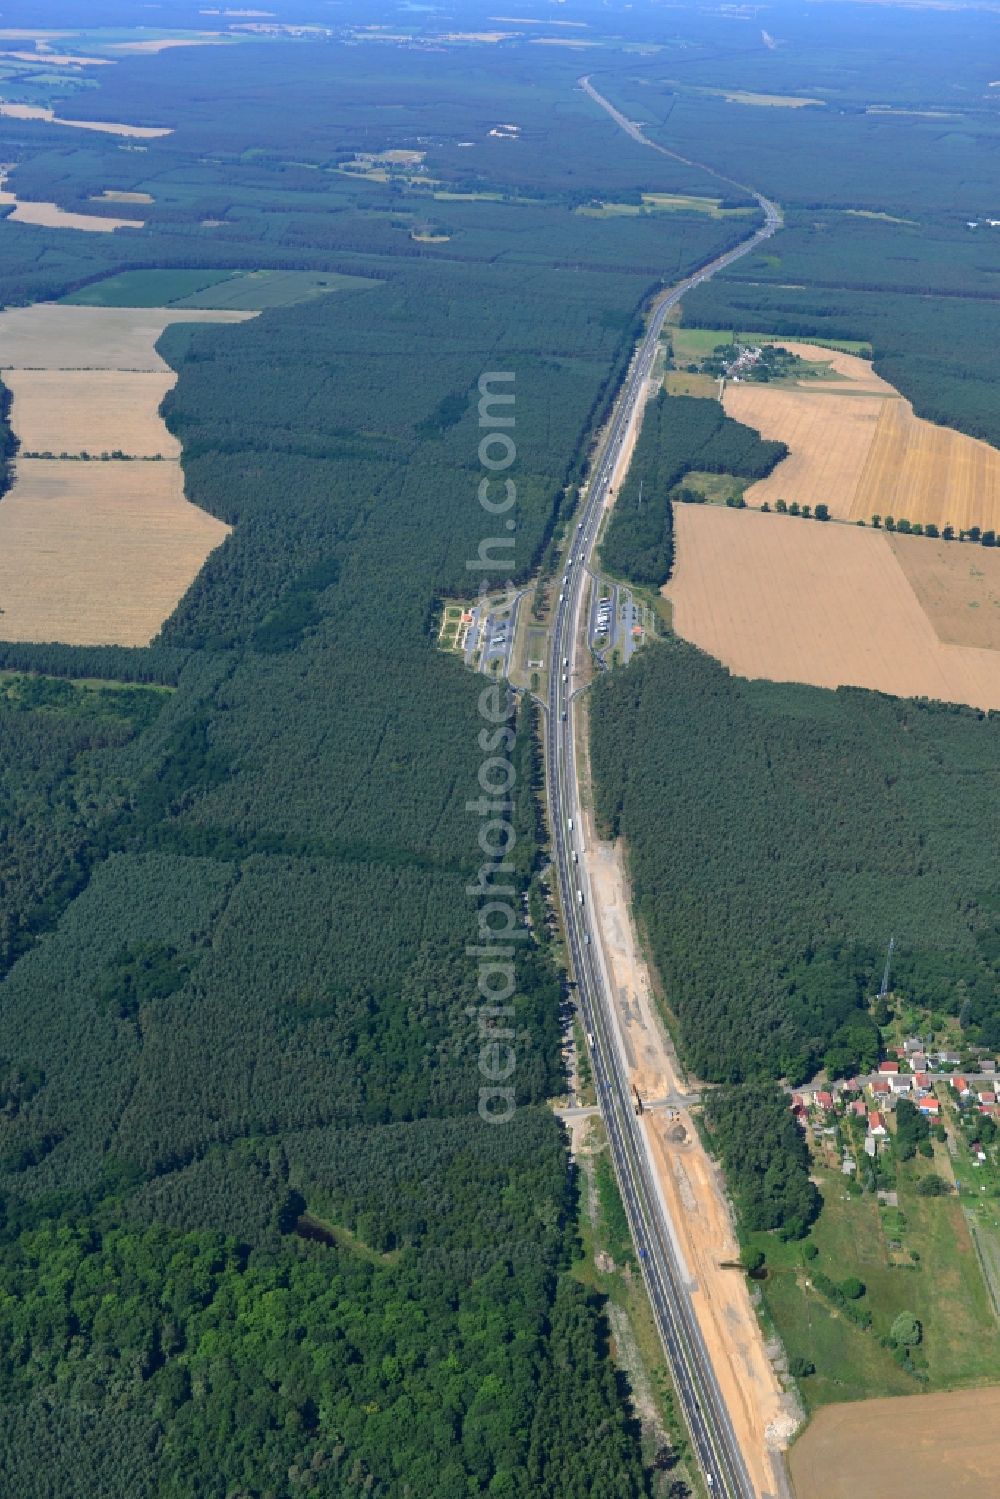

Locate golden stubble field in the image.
[0,461,229,646]
[723,341,1000,533]
[789,1388,1000,1499]
[0,303,252,370]
[0,304,256,645]
[5,370,181,457]
[664,506,1000,711]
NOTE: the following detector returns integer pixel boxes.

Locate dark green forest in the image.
[591,640,1000,1085]
[3,0,1000,1484]
[600,388,785,585]
[0,29,718,1499]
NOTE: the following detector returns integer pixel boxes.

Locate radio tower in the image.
[879,936,895,999]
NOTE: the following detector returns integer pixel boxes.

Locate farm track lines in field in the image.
[723,341,1000,534]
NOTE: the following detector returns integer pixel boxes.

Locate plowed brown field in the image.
[723,342,1000,532]
[789,1388,1000,1499]
[664,506,1000,710]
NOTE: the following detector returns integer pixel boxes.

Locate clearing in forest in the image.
[789,1388,1000,1499]
[664,506,1000,711]
[723,341,1000,533]
[0,303,254,646]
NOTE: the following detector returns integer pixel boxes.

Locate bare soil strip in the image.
[665,506,1000,710]
[789,1388,1000,1499]
[578,705,799,1498]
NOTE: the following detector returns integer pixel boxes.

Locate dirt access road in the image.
[577,696,801,1498]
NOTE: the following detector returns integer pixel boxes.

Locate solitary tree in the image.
[890,1311,922,1347]
[916,1174,950,1197]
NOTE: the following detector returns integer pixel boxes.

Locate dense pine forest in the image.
[2,0,1000,1483]
[0,27,743,1498]
[591,641,1000,1085]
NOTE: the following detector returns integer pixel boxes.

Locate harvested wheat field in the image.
[665,506,1000,710]
[723,341,1000,532]
[0,461,229,645]
[0,304,253,370]
[5,370,180,457]
[108,36,227,53]
[0,103,172,137]
[0,301,257,645]
[790,1388,1000,1499]
[0,194,143,232]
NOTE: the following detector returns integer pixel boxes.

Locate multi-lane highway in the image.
[544,93,781,1499]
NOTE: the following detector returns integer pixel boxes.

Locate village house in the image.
[868,1110,888,1138]
[952,1075,970,1095]
[879,1060,900,1075]
[888,1073,912,1095]
[913,1072,932,1095]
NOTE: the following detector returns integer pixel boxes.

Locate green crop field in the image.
[173,269,379,309]
[61,269,237,307]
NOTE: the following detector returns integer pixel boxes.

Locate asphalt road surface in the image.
[544,80,782,1499]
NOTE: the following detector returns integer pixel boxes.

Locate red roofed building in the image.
[914,1072,932,1094]
[815,1091,834,1111]
[879,1060,900,1075]
[952,1076,970,1094]
[868,1111,887,1136]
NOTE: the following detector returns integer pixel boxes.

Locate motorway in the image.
[544,84,782,1499]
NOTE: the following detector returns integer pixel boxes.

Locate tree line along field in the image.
[664,507,1000,712]
[719,341,1000,536]
[0,34,764,1499]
